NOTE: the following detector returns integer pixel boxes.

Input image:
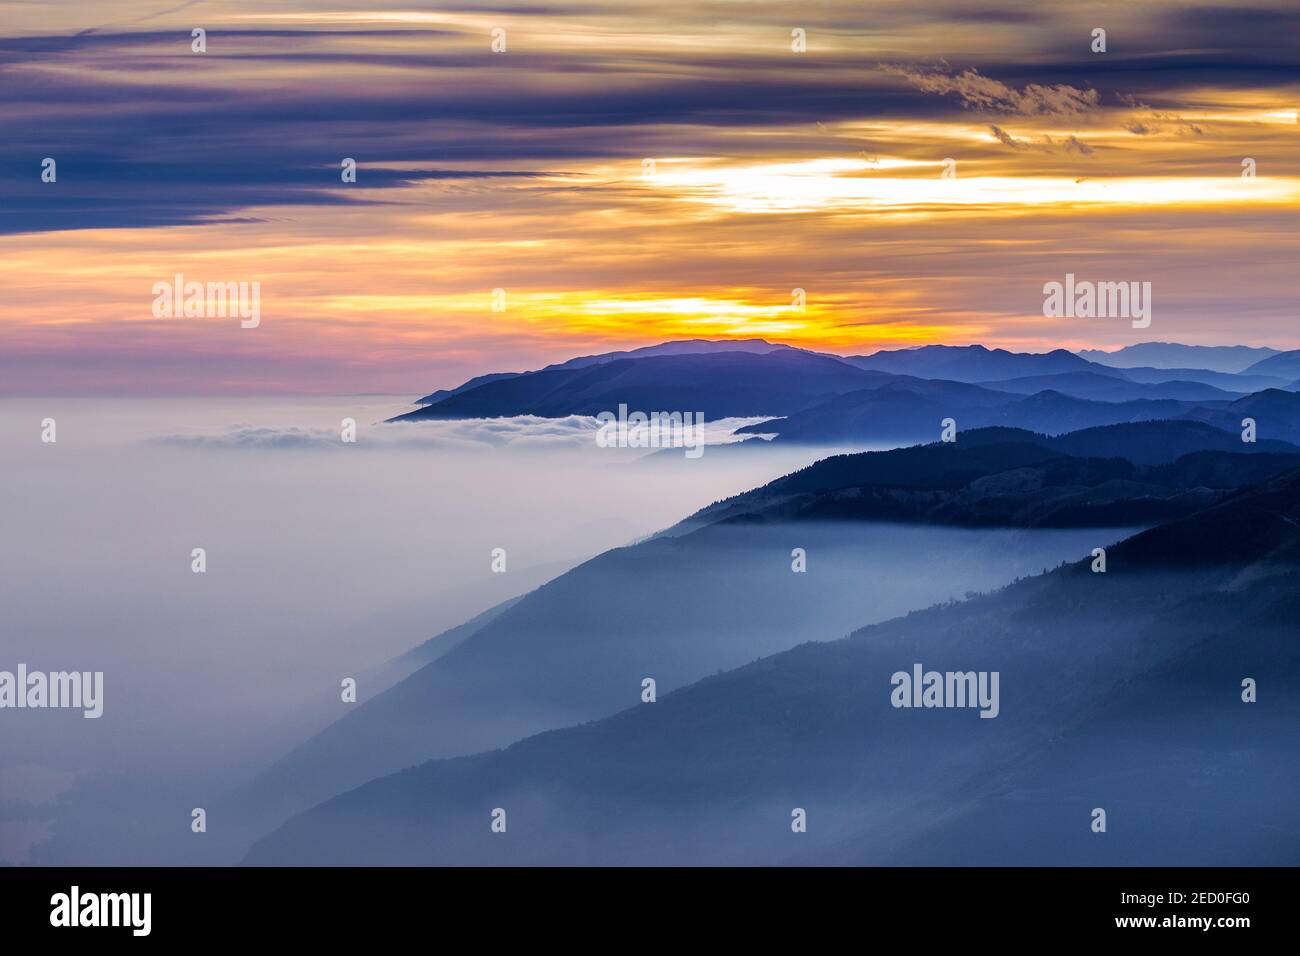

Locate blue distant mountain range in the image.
[392,340,1300,445]
[228,342,1300,864]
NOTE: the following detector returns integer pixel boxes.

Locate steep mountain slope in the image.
[230,516,1113,834]
[416,372,523,407]
[673,426,1300,532]
[247,468,1300,866]
[234,425,1300,839]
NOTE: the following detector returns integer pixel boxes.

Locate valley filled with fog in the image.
[0,397,1134,864]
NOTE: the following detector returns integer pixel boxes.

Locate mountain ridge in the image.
[246,465,1300,865]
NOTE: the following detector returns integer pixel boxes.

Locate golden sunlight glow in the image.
[641,157,1300,214]
[3,1,1299,394]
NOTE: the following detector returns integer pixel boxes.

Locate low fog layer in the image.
[0,398,825,864]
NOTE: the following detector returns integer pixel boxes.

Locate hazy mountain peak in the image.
[1078,342,1282,373]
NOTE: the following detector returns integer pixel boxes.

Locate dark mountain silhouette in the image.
[417,339,805,403]
[409,341,1113,416]
[416,372,522,406]
[229,514,1113,836]
[540,338,802,370]
[1079,342,1281,373]
[400,341,1294,439]
[232,423,1300,842]
[844,344,1105,382]
[246,467,1300,866]
[672,426,1300,532]
[1040,419,1298,465]
[391,350,893,422]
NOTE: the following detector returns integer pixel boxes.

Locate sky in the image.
[1,0,1297,395]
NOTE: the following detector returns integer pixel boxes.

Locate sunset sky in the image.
[1,0,1297,394]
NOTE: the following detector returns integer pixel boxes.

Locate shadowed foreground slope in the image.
[233,424,1299,834]
[247,468,1300,865]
